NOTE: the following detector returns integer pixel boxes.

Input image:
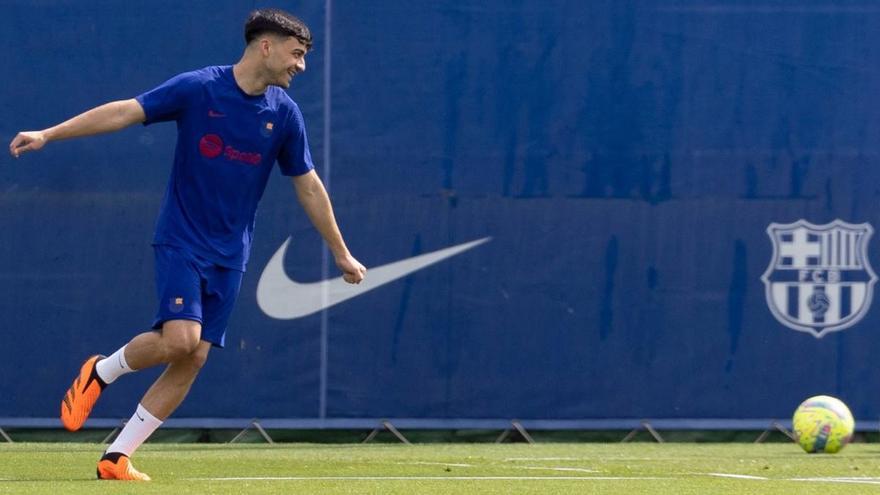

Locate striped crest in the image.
[761,220,877,338]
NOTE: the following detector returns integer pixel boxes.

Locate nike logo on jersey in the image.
[256,237,491,319]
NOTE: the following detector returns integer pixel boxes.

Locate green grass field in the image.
[2,442,880,494]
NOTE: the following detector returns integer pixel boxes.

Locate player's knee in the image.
[165,339,198,361]
[188,348,209,370]
[161,320,202,361]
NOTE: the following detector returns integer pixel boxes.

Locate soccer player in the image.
[8,9,365,481]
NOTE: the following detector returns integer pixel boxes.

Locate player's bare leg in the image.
[60,319,204,431]
[98,321,210,480]
[140,338,211,420]
[124,319,204,371]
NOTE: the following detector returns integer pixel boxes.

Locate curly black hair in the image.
[244,8,312,50]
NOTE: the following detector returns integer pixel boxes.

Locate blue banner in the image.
[2,0,880,425]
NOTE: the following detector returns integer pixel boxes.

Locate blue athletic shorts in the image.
[151,244,243,348]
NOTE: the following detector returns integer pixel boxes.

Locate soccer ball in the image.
[792,395,854,453]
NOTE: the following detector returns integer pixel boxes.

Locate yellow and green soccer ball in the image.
[792,395,854,453]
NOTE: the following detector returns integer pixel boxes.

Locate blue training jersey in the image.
[135,65,314,270]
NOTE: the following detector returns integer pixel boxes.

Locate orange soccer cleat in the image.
[96,452,151,481]
[60,355,106,431]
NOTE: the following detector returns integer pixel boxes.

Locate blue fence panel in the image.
[1,0,879,424]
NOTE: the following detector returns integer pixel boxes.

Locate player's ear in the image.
[259,37,272,57]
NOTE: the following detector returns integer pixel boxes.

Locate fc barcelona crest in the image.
[762,220,877,338]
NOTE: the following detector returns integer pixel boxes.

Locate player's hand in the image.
[336,253,366,284]
[9,131,47,158]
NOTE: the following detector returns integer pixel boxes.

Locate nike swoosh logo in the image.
[257,237,491,319]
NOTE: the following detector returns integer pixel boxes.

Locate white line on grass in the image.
[397,460,598,473]
[503,457,587,461]
[703,473,768,480]
[815,477,880,482]
[516,466,599,473]
[789,477,880,485]
[191,476,672,481]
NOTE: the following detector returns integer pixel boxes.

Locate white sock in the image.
[106,404,162,457]
[95,345,133,384]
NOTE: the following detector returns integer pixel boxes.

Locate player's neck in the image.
[232,62,269,96]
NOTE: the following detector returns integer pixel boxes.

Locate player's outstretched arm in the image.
[9,99,146,158]
[292,170,366,284]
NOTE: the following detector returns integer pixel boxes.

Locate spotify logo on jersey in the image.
[199,134,224,158]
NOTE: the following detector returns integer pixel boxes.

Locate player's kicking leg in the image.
[85,246,236,480]
[60,344,135,431]
[59,292,202,432]
[59,321,202,480]
[60,355,106,431]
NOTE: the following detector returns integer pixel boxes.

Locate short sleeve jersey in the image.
[135,65,313,270]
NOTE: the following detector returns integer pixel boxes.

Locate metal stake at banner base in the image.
[495,420,535,444]
[754,421,796,443]
[0,427,12,443]
[102,419,127,444]
[229,419,275,444]
[622,421,664,443]
[362,421,411,444]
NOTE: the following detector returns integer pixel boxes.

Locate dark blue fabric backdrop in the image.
[2,0,879,423]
